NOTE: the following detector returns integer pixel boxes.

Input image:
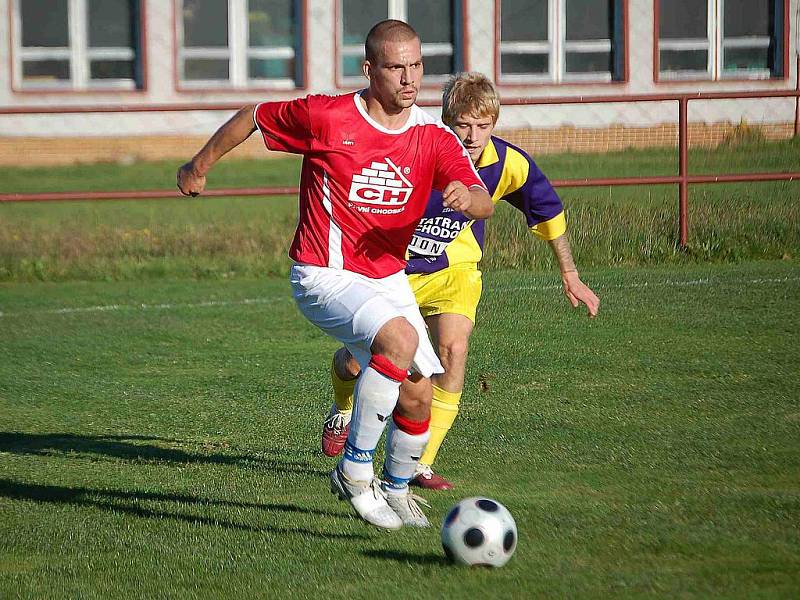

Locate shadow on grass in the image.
[362,549,451,566]
[0,479,367,541]
[0,432,327,478]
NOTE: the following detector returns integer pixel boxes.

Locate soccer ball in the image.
[440,497,517,567]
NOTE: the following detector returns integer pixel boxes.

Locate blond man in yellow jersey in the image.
[322,72,599,490]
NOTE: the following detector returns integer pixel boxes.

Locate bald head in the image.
[365,20,419,63]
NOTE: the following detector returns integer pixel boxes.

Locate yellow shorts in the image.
[407,265,483,324]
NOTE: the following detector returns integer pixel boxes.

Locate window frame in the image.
[654,0,788,82]
[175,0,307,91]
[11,0,146,92]
[334,0,467,89]
[495,0,628,86]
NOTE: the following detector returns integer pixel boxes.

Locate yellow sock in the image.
[420,385,461,466]
[331,361,356,413]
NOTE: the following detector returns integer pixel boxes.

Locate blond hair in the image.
[441,72,500,126]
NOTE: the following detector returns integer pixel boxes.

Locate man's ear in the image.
[362,60,372,81]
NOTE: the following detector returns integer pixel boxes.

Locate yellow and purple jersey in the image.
[405,136,566,275]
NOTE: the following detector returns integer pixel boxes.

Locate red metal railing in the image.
[2,90,799,247]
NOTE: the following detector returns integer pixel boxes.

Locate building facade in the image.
[0,0,797,165]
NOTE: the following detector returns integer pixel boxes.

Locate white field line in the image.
[0,296,289,318]
[486,275,800,294]
[0,275,797,319]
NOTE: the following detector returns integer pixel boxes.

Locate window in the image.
[499,0,626,83]
[178,0,304,88]
[13,0,143,90]
[658,0,785,80]
[338,0,464,85]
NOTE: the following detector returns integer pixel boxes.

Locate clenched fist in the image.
[442,180,473,214]
[176,161,206,197]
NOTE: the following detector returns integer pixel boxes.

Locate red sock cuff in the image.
[392,410,430,435]
[369,354,408,382]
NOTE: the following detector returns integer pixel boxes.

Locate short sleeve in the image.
[431,130,487,192]
[502,147,566,241]
[254,97,314,154]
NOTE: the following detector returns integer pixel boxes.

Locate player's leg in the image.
[333,347,361,412]
[331,316,419,529]
[291,265,422,529]
[341,315,418,478]
[408,267,482,490]
[381,373,433,526]
[322,347,361,456]
[421,312,474,466]
[325,344,438,525]
[370,271,442,527]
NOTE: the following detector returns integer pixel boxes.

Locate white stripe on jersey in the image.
[322,171,344,269]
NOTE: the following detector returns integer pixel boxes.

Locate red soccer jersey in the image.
[254,92,486,279]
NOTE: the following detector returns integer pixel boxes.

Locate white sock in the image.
[340,363,401,482]
[382,419,431,494]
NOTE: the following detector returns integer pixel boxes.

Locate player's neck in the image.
[359,91,412,130]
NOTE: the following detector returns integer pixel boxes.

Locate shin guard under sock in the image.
[383,410,431,493]
[341,355,406,482]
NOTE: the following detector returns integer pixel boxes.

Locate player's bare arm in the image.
[177,105,258,196]
[549,234,600,317]
[442,181,494,219]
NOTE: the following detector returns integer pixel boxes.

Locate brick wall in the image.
[0,122,795,167]
[0,135,274,167]
[498,122,796,155]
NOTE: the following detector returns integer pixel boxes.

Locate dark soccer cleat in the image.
[321,405,351,457]
[410,464,455,491]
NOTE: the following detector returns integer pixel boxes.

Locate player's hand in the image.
[561,270,600,318]
[442,180,472,214]
[176,161,206,197]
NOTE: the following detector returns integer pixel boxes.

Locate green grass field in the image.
[1,140,799,597]
[1,139,798,282]
[1,261,799,598]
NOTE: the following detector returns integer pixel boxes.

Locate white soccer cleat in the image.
[384,487,431,528]
[330,466,403,530]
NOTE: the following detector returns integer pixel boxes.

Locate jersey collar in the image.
[476,138,499,168]
[353,90,417,135]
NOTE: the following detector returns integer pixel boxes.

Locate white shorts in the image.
[290,264,443,378]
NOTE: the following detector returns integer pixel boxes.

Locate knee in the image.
[373,317,419,367]
[437,337,469,371]
[394,324,419,362]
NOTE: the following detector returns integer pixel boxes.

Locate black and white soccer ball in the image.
[440,497,517,567]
